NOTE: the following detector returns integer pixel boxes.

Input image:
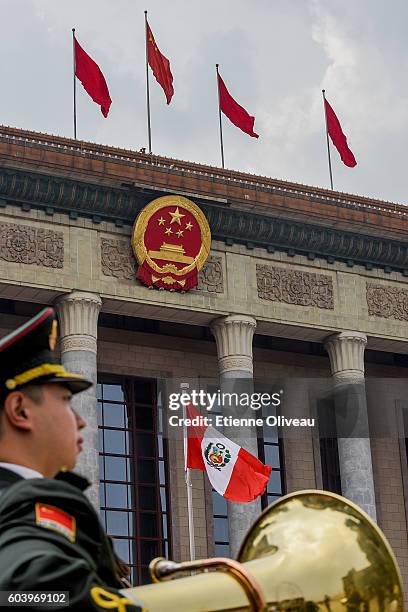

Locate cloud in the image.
[1,0,408,203]
[306,0,408,202]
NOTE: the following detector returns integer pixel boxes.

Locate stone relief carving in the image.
[59,335,97,353]
[256,263,334,309]
[218,356,253,375]
[101,238,224,293]
[196,256,224,293]
[367,283,408,321]
[3,167,408,275]
[0,222,63,268]
[101,238,135,281]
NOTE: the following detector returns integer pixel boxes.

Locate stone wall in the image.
[1,310,408,583]
[2,202,408,582]
[370,438,408,595]
[2,205,408,350]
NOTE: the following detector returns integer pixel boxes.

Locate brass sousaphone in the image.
[122,490,404,611]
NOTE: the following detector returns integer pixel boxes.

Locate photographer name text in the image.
[168,414,315,428]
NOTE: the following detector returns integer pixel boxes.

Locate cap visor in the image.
[43,375,93,394]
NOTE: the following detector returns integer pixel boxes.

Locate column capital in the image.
[55,291,102,354]
[210,315,256,375]
[324,331,367,381]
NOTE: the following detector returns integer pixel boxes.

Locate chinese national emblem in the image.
[204,442,231,472]
[132,195,211,291]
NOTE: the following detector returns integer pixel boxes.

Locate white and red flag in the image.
[185,404,271,502]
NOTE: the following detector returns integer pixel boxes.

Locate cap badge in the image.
[49,319,58,351]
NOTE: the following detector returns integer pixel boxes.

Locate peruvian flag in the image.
[186,405,271,502]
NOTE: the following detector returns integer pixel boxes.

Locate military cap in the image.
[0,307,92,397]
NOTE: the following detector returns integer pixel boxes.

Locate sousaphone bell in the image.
[121,490,404,611]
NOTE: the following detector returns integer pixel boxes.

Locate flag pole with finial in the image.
[72,28,77,139]
[216,64,225,169]
[181,382,196,561]
[144,10,152,153]
[322,89,334,190]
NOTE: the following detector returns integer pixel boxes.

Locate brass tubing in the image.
[150,557,267,611]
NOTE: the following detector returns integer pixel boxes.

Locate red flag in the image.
[218,73,259,138]
[146,21,174,104]
[324,98,356,167]
[74,36,112,118]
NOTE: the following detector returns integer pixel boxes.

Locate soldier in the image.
[0,307,145,611]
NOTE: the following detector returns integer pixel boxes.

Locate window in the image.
[320,438,341,493]
[400,404,408,483]
[212,489,230,557]
[97,377,170,585]
[257,401,285,509]
[317,398,342,495]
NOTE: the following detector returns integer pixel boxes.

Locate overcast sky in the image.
[1,0,408,204]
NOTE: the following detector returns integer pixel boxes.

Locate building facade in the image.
[0,125,408,590]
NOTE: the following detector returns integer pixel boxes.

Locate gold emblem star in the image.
[169,207,185,225]
[176,229,184,238]
[157,217,165,226]
[165,227,173,235]
[185,221,193,231]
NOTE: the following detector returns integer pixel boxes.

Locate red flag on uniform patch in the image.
[324,98,356,167]
[35,503,76,542]
[186,404,271,502]
[146,20,174,104]
[218,72,259,138]
[74,35,112,117]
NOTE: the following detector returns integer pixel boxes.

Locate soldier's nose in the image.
[73,410,87,430]
[77,415,87,430]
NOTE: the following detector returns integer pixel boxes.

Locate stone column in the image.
[210,315,260,557]
[55,291,102,508]
[324,331,377,520]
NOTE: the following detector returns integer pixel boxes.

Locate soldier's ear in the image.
[3,391,33,431]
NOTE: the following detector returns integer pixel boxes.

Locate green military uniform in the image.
[0,308,145,611]
[0,468,145,611]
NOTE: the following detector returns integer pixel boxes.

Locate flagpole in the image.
[216,64,225,169]
[72,28,77,139]
[181,382,196,561]
[144,11,152,153]
[322,89,333,190]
